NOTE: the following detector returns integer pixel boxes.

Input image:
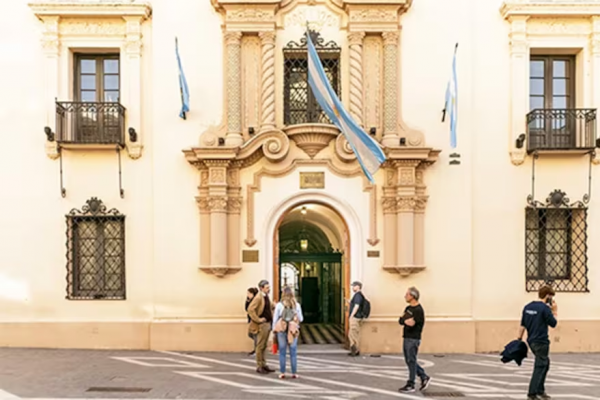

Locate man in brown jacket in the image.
[247,279,275,374]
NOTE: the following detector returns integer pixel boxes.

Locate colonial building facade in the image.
[1,0,599,353]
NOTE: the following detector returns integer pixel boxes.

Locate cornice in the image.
[501,1,600,19]
[28,1,152,19]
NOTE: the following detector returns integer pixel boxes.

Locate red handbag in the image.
[272,338,279,354]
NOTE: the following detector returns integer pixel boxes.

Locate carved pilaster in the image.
[259,31,276,133]
[508,16,529,166]
[348,31,365,127]
[381,31,400,147]
[227,167,242,268]
[124,16,144,159]
[40,16,60,159]
[225,31,244,147]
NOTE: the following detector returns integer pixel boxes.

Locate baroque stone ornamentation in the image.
[208,196,228,213]
[285,124,339,158]
[226,8,273,22]
[382,196,397,213]
[225,31,244,146]
[59,20,126,36]
[348,31,365,127]
[397,196,417,212]
[284,5,340,29]
[381,31,400,145]
[349,8,398,23]
[335,135,356,162]
[210,168,227,184]
[259,31,276,132]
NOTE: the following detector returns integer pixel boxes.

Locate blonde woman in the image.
[272,286,303,379]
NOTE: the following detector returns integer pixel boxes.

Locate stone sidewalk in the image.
[0,348,599,400]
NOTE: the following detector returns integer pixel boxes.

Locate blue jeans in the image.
[277,332,298,374]
[403,338,428,386]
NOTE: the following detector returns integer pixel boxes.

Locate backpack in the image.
[282,305,297,322]
[359,297,371,319]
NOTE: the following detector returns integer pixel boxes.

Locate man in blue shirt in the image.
[518,286,558,400]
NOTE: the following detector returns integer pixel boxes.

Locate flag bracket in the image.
[116,145,125,199]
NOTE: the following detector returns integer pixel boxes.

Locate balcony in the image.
[56,101,126,147]
[526,109,597,153]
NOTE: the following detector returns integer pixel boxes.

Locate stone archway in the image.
[267,194,354,344]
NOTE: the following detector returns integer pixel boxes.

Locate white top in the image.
[272,302,304,331]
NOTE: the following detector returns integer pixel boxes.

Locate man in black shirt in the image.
[518,285,558,400]
[348,281,365,356]
[398,287,431,393]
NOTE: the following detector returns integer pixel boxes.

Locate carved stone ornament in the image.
[500,1,600,19]
[349,8,399,23]
[335,135,357,162]
[383,265,426,277]
[199,265,242,278]
[510,150,526,166]
[284,124,340,158]
[208,196,228,212]
[226,8,274,22]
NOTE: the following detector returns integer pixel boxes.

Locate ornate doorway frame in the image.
[265,192,360,343]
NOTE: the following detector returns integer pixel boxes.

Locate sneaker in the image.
[291,374,299,379]
[398,384,416,393]
[278,374,285,379]
[420,376,432,391]
[248,350,255,356]
[538,394,551,400]
[527,395,540,400]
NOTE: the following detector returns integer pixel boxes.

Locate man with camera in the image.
[518,285,558,400]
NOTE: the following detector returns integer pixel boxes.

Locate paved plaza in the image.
[0,347,599,400]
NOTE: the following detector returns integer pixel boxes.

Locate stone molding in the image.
[29,1,151,160]
[284,124,340,158]
[501,1,600,19]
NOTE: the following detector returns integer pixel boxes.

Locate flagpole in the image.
[441,42,458,122]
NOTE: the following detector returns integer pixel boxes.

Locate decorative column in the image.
[123,16,144,159]
[381,31,400,147]
[41,16,60,160]
[348,31,366,126]
[382,168,398,269]
[226,166,242,268]
[197,169,211,267]
[225,31,244,147]
[508,16,529,166]
[413,165,428,267]
[396,161,418,271]
[259,31,276,133]
[206,161,230,272]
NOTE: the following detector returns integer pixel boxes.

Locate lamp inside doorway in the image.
[299,206,308,251]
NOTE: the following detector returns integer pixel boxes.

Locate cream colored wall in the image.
[0,0,599,351]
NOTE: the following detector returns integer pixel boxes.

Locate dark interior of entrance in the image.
[278,204,345,345]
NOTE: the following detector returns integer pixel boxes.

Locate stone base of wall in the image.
[0,320,598,353]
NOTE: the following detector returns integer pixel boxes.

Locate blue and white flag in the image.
[176,37,190,120]
[442,43,458,148]
[306,31,386,184]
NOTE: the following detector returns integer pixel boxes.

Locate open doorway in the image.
[274,203,349,346]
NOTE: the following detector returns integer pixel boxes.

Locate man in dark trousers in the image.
[247,280,275,374]
[518,285,558,400]
[398,287,431,393]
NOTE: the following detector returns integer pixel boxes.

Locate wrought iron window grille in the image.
[526,108,597,152]
[525,190,588,293]
[66,197,126,300]
[283,30,341,126]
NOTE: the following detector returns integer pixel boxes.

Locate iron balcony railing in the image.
[526,108,597,152]
[56,101,126,145]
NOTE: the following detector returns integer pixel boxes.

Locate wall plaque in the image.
[242,250,259,263]
[300,172,325,189]
[367,250,380,258]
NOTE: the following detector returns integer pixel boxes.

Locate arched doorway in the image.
[274,202,350,346]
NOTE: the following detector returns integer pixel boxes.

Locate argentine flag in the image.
[176,37,190,120]
[443,43,458,148]
[306,32,386,184]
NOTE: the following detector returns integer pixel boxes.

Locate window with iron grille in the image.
[66,197,126,300]
[283,30,341,125]
[525,190,588,292]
